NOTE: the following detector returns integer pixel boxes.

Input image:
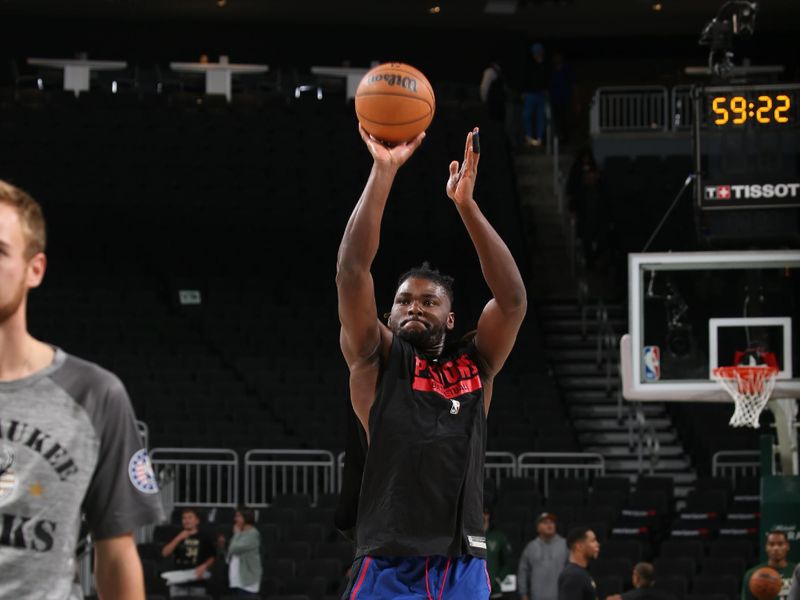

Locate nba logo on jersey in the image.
[643,346,661,381]
[450,400,461,415]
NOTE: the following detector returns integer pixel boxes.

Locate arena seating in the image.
[0,86,767,600]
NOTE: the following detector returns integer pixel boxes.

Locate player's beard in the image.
[0,275,27,326]
[396,321,447,350]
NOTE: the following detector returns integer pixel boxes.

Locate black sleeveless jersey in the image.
[352,335,489,558]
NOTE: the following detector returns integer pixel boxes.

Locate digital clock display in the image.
[711,94,791,125]
[703,86,799,128]
[695,84,800,211]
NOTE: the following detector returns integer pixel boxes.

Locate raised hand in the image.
[446,127,480,206]
[359,124,425,170]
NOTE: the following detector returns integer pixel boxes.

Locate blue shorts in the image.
[344,555,491,600]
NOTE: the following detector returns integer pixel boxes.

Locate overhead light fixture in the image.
[217,0,226,6]
[652,2,663,10]
[429,5,441,13]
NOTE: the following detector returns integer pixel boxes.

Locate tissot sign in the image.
[702,181,800,209]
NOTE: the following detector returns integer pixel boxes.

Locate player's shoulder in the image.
[51,349,129,404]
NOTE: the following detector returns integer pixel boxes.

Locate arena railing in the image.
[336,451,518,492]
[671,85,694,130]
[517,452,606,497]
[590,86,670,134]
[150,447,239,508]
[485,451,518,484]
[244,449,335,507]
[712,450,760,486]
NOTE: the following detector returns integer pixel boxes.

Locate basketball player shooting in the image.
[335,125,527,599]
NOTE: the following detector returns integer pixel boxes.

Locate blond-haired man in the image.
[0,180,164,599]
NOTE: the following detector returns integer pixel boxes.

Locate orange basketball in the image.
[355,62,435,145]
[748,567,783,600]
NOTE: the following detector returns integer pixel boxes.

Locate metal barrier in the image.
[712,450,760,485]
[77,535,94,597]
[590,86,669,134]
[337,451,345,492]
[150,447,238,507]
[337,451,518,491]
[671,85,694,130]
[245,449,335,506]
[136,419,149,449]
[518,452,606,497]
[486,451,518,484]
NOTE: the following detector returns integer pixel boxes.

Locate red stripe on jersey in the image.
[412,374,482,399]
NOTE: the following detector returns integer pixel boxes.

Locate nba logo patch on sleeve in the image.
[643,346,661,381]
[129,449,159,494]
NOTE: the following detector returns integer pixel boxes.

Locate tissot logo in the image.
[704,182,800,200]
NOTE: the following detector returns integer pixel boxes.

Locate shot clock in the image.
[693,84,800,211]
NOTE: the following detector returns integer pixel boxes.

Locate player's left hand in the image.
[195,564,208,579]
[446,127,480,206]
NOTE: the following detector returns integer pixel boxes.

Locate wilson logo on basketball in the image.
[412,354,482,400]
[366,74,418,93]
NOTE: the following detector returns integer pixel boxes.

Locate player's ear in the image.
[446,312,455,330]
[383,312,391,325]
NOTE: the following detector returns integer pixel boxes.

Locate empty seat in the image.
[707,540,753,561]
[262,558,296,580]
[593,476,631,496]
[297,558,343,581]
[660,540,705,565]
[654,575,688,600]
[590,557,633,583]
[550,478,590,495]
[654,557,696,580]
[693,476,734,497]
[684,490,728,514]
[281,523,326,543]
[595,575,624,597]
[637,476,674,501]
[600,540,644,564]
[701,557,746,581]
[548,489,586,506]
[259,507,298,525]
[692,575,738,600]
[272,493,313,509]
[314,541,355,564]
[265,541,312,561]
[629,490,669,513]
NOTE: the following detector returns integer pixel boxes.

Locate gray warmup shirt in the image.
[0,348,165,599]
[517,534,569,600]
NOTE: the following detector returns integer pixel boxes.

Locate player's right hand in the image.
[359,124,425,169]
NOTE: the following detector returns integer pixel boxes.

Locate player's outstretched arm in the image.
[446,128,527,385]
[336,125,425,369]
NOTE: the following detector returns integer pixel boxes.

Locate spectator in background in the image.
[485,508,514,598]
[742,531,796,600]
[480,58,507,124]
[161,508,216,597]
[566,147,607,271]
[521,42,550,147]
[558,527,600,600]
[607,563,676,600]
[549,52,576,145]
[518,512,568,600]
[220,507,262,597]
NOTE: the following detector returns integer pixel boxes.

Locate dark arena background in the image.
[1,0,799,599]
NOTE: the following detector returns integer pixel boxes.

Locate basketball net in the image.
[713,365,779,428]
